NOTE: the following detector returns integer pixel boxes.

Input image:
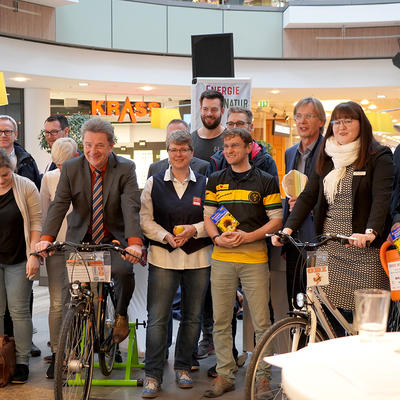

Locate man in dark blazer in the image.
[37,117,143,343]
[283,97,325,309]
[147,119,208,178]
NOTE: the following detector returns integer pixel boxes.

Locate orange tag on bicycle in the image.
[306,251,329,287]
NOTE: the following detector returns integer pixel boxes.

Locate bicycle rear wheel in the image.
[54,305,95,400]
[98,283,117,376]
[245,316,327,400]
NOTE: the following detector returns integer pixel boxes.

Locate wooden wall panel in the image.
[284,26,400,58]
[0,0,55,41]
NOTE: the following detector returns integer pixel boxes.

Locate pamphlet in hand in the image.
[210,206,239,232]
[282,169,308,198]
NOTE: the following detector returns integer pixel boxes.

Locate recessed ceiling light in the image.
[78,82,88,87]
[377,95,386,99]
[368,104,377,110]
[10,76,29,82]
[140,86,153,91]
[270,89,280,94]
[393,119,398,123]
[360,99,369,105]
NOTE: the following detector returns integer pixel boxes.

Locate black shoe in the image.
[46,354,55,379]
[191,358,200,372]
[31,342,41,357]
[115,349,123,363]
[11,364,29,384]
[207,364,217,378]
[44,354,53,363]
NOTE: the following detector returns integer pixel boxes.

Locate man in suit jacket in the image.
[283,97,325,309]
[147,119,209,178]
[37,117,143,343]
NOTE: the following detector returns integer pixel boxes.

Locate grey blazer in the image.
[147,156,209,178]
[43,153,142,246]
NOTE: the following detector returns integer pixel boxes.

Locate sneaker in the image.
[195,338,214,359]
[43,354,53,363]
[115,349,123,363]
[46,354,55,379]
[142,377,161,398]
[11,364,29,384]
[203,375,235,398]
[31,342,41,357]
[175,370,193,388]
[191,357,200,371]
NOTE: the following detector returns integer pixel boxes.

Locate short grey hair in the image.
[81,117,114,144]
[166,130,193,151]
[294,97,326,134]
[227,107,253,124]
[51,137,77,165]
[0,115,18,133]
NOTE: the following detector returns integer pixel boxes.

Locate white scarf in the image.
[323,136,360,204]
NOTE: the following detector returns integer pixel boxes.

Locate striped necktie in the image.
[92,169,104,244]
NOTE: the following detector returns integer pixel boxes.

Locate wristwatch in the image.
[365,228,378,236]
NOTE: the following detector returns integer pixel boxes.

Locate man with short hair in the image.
[148,119,208,177]
[283,97,326,309]
[36,117,143,344]
[0,115,40,189]
[203,128,282,397]
[43,115,70,172]
[191,90,225,162]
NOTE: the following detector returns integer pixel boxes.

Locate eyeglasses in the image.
[0,130,14,136]
[168,148,192,154]
[331,119,354,127]
[294,113,317,121]
[43,129,62,136]
[226,121,250,128]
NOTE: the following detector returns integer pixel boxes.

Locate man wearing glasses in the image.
[43,115,70,172]
[207,107,278,181]
[0,115,40,189]
[283,97,326,309]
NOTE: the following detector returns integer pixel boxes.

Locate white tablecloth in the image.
[265,333,400,400]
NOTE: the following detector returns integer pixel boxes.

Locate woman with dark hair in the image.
[273,101,393,321]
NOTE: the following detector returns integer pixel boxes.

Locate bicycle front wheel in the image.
[54,305,95,400]
[245,316,327,400]
[98,283,117,376]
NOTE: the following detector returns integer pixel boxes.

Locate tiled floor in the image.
[0,283,250,400]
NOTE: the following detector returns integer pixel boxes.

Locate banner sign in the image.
[191,78,252,132]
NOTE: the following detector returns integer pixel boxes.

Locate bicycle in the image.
[34,241,137,400]
[245,231,358,400]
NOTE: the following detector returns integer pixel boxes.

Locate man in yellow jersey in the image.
[203,128,282,397]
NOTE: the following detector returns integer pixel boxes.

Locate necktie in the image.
[92,169,104,244]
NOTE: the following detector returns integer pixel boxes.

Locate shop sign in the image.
[91,97,161,123]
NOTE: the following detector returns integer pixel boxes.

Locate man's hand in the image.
[26,255,40,280]
[215,231,244,248]
[288,196,297,212]
[271,228,293,247]
[123,244,143,264]
[347,233,376,249]
[35,240,53,257]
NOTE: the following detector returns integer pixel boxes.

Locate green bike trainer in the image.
[68,322,145,387]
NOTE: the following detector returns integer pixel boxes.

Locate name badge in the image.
[353,171,366,176]
[193,197,201,206]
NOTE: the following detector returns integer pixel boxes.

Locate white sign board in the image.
[191,78,252,132]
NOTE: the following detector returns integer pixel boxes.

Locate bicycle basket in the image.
[65,251,111,283]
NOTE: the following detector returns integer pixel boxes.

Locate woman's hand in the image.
[271,228,293,247]
[164,233,178,248]
[348,233,376,248]
[26,255,40,280]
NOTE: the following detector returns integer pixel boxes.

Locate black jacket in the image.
[14,142,41,190]
[285,144,394,247]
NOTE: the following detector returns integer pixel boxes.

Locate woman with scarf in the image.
[272,101,393,327]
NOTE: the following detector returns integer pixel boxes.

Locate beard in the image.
[201,113,222,130]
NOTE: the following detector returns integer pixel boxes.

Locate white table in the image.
[265,333,400,400]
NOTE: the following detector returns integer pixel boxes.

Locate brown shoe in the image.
[256,377,273,400]
[112,314,129,343]
[203,375,234,398]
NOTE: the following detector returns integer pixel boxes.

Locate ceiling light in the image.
[360,99,369,105]
[78,82,88,87]
[270,89,280,94]
[393,120,398,123]
[377,95,386,99]
[10,76,29,82]
[140,86,153,91]
[368,104,377,110]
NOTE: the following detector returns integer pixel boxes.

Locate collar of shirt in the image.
[89,159,108,178]
[298,138,318,157]
[163,166,197,183]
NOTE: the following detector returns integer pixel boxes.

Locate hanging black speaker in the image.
[393,52,400,69]
[191,33,234,79]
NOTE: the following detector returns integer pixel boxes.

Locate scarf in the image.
[323,136,360,204]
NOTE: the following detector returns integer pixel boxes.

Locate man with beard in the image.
[191,90,225,162]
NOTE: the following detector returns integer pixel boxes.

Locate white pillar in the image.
[24,88,51,173]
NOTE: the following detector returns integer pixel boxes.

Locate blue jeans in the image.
[145,264,210,382]
[0,261,33,364]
